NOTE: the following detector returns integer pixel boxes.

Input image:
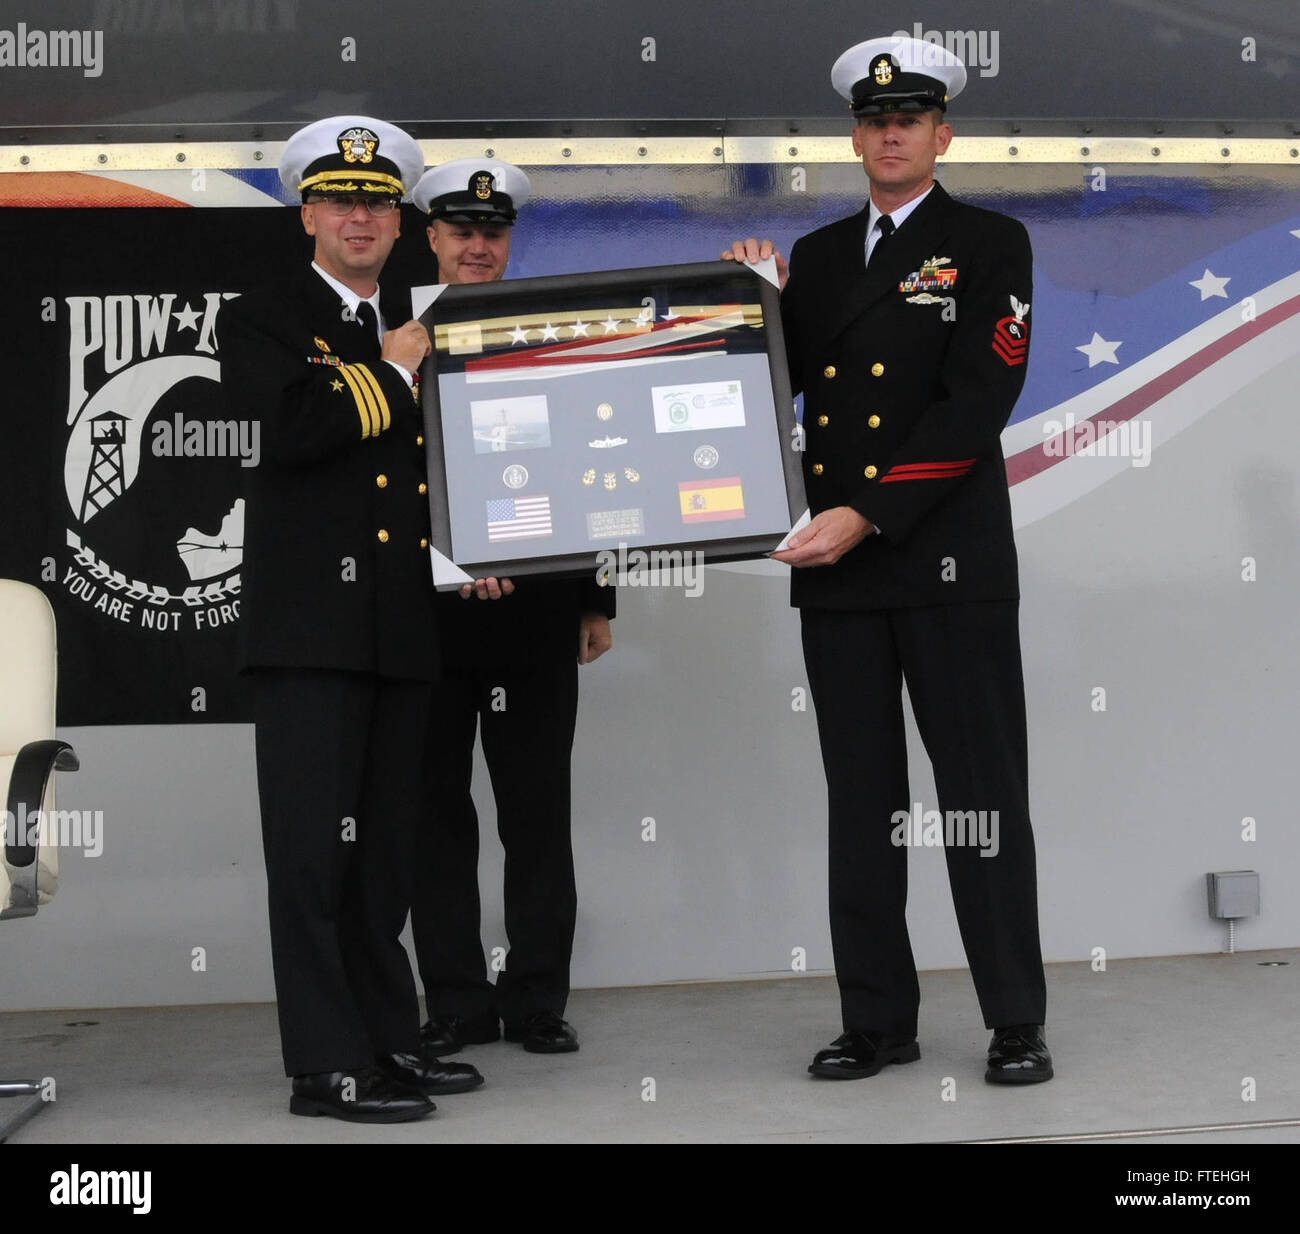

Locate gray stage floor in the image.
[3,950,1297,1144]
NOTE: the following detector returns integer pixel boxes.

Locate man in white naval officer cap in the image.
[413,157,532,283]
[407,158,615,1060]
[219,115,488,1122]
[725,35,1052,1086]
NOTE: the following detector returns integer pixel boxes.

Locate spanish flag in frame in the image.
[679,476,746,523]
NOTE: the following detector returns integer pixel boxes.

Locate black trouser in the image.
[252,668,429,1076]
[800,602,1047,1038]
[411,651,580,1025]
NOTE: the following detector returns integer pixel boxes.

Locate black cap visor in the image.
[850,70,948,116]
[428,192,517,225]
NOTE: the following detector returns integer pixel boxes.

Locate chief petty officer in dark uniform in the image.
[407,160,615,1057]
[220,116,484,1121]
[726,37,1052,1083]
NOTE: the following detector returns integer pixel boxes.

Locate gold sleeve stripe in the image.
[339,365,380,438]
[352,363,392,434]
[339,366,377,438]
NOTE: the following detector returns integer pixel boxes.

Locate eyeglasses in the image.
[307,195,399,216]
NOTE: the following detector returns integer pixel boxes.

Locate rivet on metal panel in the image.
[1080,147,1090,156]
[485,148,495,157]
[97,153,107,164]
[1008,146,1018,156]
[1151,147,1160,156]
[1221,148,1230,157]
[562,147,572,158]
[253,150,263,160]
[637,147,646,156]
[176,152,186,162]
[19,155,29,165]
[713,147,722,157]
[788,147,797,156]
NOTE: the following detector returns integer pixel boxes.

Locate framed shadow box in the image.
[417,260,804,588]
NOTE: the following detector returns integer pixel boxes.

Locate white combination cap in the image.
[831,36,967,115]
[279,115,424,200]
[413,158,532,224]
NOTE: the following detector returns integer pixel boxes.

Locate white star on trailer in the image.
[1076,332,1122,368]
[1188,269,1230,301]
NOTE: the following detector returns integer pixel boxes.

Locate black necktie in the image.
[354,300,380,359]
[868,214,895,269]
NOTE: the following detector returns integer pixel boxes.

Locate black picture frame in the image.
[418,260,803,587]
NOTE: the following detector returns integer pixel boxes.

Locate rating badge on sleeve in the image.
[993,295,1030,367]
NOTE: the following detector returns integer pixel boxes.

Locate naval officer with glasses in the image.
[220,115,485,1122]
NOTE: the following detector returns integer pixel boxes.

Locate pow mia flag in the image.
[0,207,438,724]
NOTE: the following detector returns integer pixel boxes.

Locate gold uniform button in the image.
[871,362,884,377]
[823,365,837,379]
[418,482,428,495]
[817,414,829,427]
[811,463,824,476]
[868,414,881,429]
[864,465,878,479]
[416,434,424,446]
[419,537,428,549]
[376,474,388,488]
[377,529,389,543]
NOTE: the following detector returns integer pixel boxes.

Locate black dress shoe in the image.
[808,1031,920,1079]
[377,1051,485,1095]
[503,1010,579,1054]
[985,1024,1053,1084]
[419,1012,501,1056]
[290,1066,434,1122]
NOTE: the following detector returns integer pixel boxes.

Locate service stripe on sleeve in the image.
[352,364,392,433]
[879,458,976,484]
[339,365,380,438]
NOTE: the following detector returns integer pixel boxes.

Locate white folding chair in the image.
[0,580,78,1140]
